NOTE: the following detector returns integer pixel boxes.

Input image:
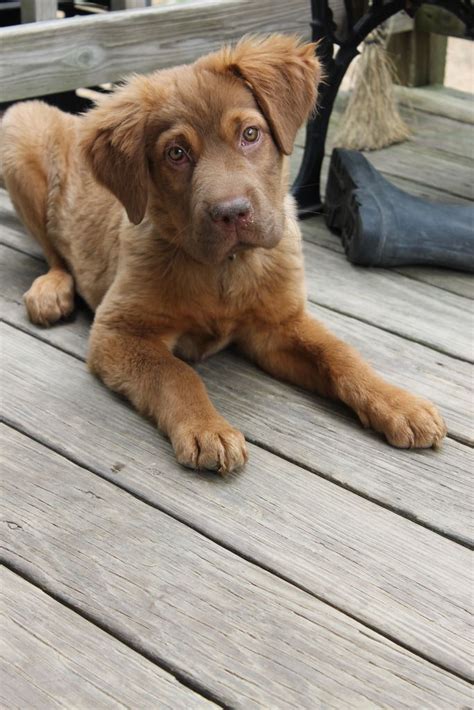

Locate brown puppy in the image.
[1,35,446,472]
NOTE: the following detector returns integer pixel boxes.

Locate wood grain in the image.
[302,241,473,362]
[392,109,473,161]
[1,242,472,532]
[390,264,474,299]
[299,215,474,300]
[395,85,474,124]
[343,143,473,200]
[292,141,472,204]
[2,323,473,680]
[296,96,474,163]
[2,194,472,439]
[1,425,472,706]
[0,0,311,102]
[3,187,471,301]
[0,566,216,709]
[294,97,474,201]
[0,191,44,261]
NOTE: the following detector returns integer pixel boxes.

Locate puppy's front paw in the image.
[172,421,248,474]
[358,387,447,449]
[24,270,75,326]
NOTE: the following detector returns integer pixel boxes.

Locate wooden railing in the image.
[0,0,311,102]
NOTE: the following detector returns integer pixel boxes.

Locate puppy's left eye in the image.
[166,145,190,165]
[242,126,260,144]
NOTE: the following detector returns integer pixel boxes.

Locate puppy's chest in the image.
[166,258,279,362]
[173,326,233,362]
[168,271,256,362]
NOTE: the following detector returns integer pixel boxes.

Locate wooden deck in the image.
[1,90,473,708]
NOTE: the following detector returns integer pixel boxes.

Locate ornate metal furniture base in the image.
[292,0,474,218]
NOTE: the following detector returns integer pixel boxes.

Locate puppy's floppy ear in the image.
[81,77,153,225]
[199,35,321,155]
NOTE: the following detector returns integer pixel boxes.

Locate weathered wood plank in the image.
[7,187,469,304]
[391,109,474,160]
[291,150,472,211]
[394,265,474,300]
[0,191,44,261]
[0,566,215,709]
[395,85,474,124]
[300,215,474,299]
[292,140,473,203]
[388,28,447,88]
[2,319,473,675]
[1,424,472,706]
[295,99,474,196]
[322,94,474,161]
[350,143,473,200]
[3,182,473,363]
[302,241,473,362]
[0,244,91,357]
[2,241,472,527]
[0,0,311,102]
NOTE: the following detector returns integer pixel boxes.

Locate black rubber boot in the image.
[325,148,474,272]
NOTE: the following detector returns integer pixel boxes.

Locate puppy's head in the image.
[82,35,321,264]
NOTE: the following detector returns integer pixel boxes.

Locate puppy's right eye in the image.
[166,145,190,165]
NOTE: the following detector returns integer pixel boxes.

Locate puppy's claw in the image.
[173,424,248,474]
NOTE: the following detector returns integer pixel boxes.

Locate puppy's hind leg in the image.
[1,101,75,326]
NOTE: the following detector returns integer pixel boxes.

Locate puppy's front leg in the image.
[88,324,247,473]
[239,312,446,449]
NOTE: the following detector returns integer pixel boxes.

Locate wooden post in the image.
[110,0,152,9]
[21,0,58,23]
[388,31,447,86]
[387,7,452,87]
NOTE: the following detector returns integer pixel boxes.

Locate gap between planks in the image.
[1,242,473,536]
[1,190,472,364]
[2,322,473,679]
[1,422,472,708]
[4,229,471,364]
[299,216,474,301]
[1,171,470,298]
[294,95,474,202]
[0,234,474,445]
[2,316,472,546]
[2,242,472,444]
[0,565,221,709]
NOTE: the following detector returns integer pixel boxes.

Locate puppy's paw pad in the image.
[24,271,75,326]
[173,424,248,474]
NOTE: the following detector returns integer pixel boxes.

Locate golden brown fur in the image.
[1,35,446,472]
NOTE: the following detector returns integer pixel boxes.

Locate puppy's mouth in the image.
[182,209,284,265]
[214,222,281,262]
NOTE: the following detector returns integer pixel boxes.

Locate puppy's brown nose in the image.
[209,197,252,226]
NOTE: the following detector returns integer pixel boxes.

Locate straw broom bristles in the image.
[334,25,410,151]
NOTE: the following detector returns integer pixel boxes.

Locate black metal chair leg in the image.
[292,40,358,218]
